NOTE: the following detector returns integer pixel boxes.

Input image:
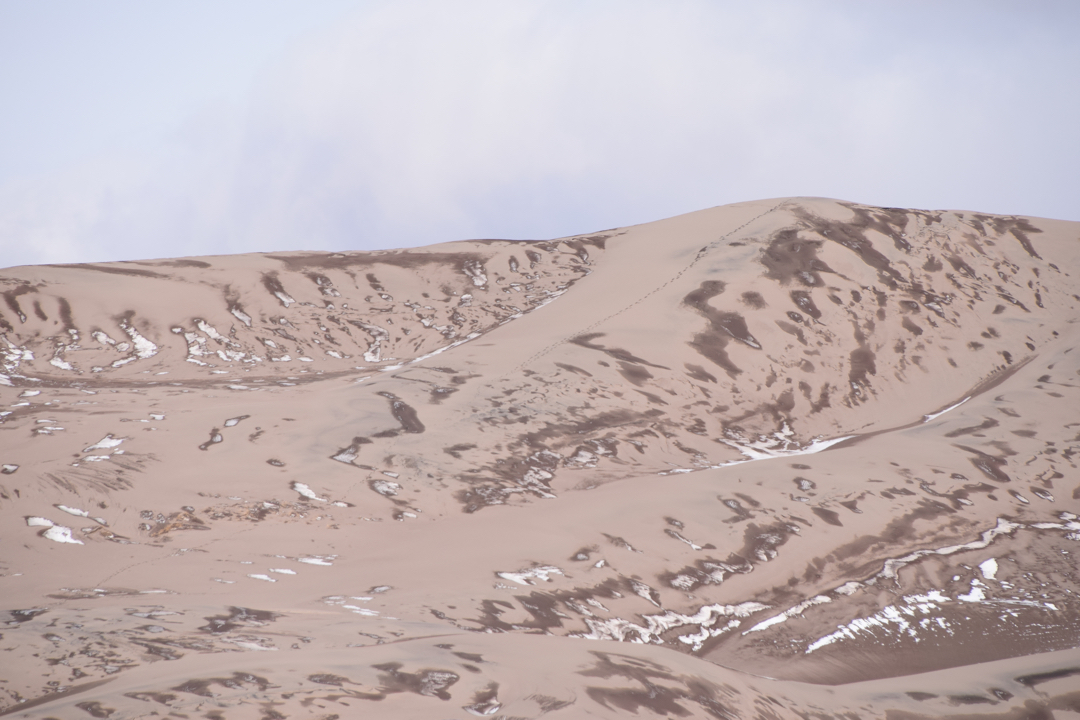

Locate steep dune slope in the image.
[1,198,1078,719]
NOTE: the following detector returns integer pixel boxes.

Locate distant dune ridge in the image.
[2,198,1079,718]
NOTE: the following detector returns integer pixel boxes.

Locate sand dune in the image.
[2,198,1078,718]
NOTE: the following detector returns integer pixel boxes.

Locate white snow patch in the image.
[497,565,564,586]
[958,580,987,602]
[298,556,336,566]
[834,581,863,596]
[230,307,253,327]
[344,606,380,616]
[83,435,123,453]
[331,447,359,463]
[371,480,400,497]
[353,321,388,363]
[43,525,83,544]
[292,482,327,502]
[463,260,487,287]
[120,319,158,359]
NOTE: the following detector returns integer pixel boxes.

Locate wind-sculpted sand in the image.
[2,198,1079,719]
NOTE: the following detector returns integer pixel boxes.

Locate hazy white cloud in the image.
[2,0,1078,268]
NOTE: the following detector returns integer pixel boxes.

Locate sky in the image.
[2,1,1078,269]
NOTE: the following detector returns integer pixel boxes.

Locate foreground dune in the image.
[1,197,1078,718]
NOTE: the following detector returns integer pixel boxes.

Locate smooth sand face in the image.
[1,198,1079,718]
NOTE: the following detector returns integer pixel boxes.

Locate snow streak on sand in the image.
[743,596,832,635]
[659,425,854,475]
[875,517,1024,583]
[869,514,1078,587]
[722,512,1080,655]
[378,331,483,374]
[574,601,769,651]
[923,396,970,423]
[805,591,953,653]
[717,427,853,463]
[496,566,564,586]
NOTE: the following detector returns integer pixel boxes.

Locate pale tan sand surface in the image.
[1,198,1078,718]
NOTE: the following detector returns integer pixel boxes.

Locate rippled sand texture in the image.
[2,198,1080,719]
